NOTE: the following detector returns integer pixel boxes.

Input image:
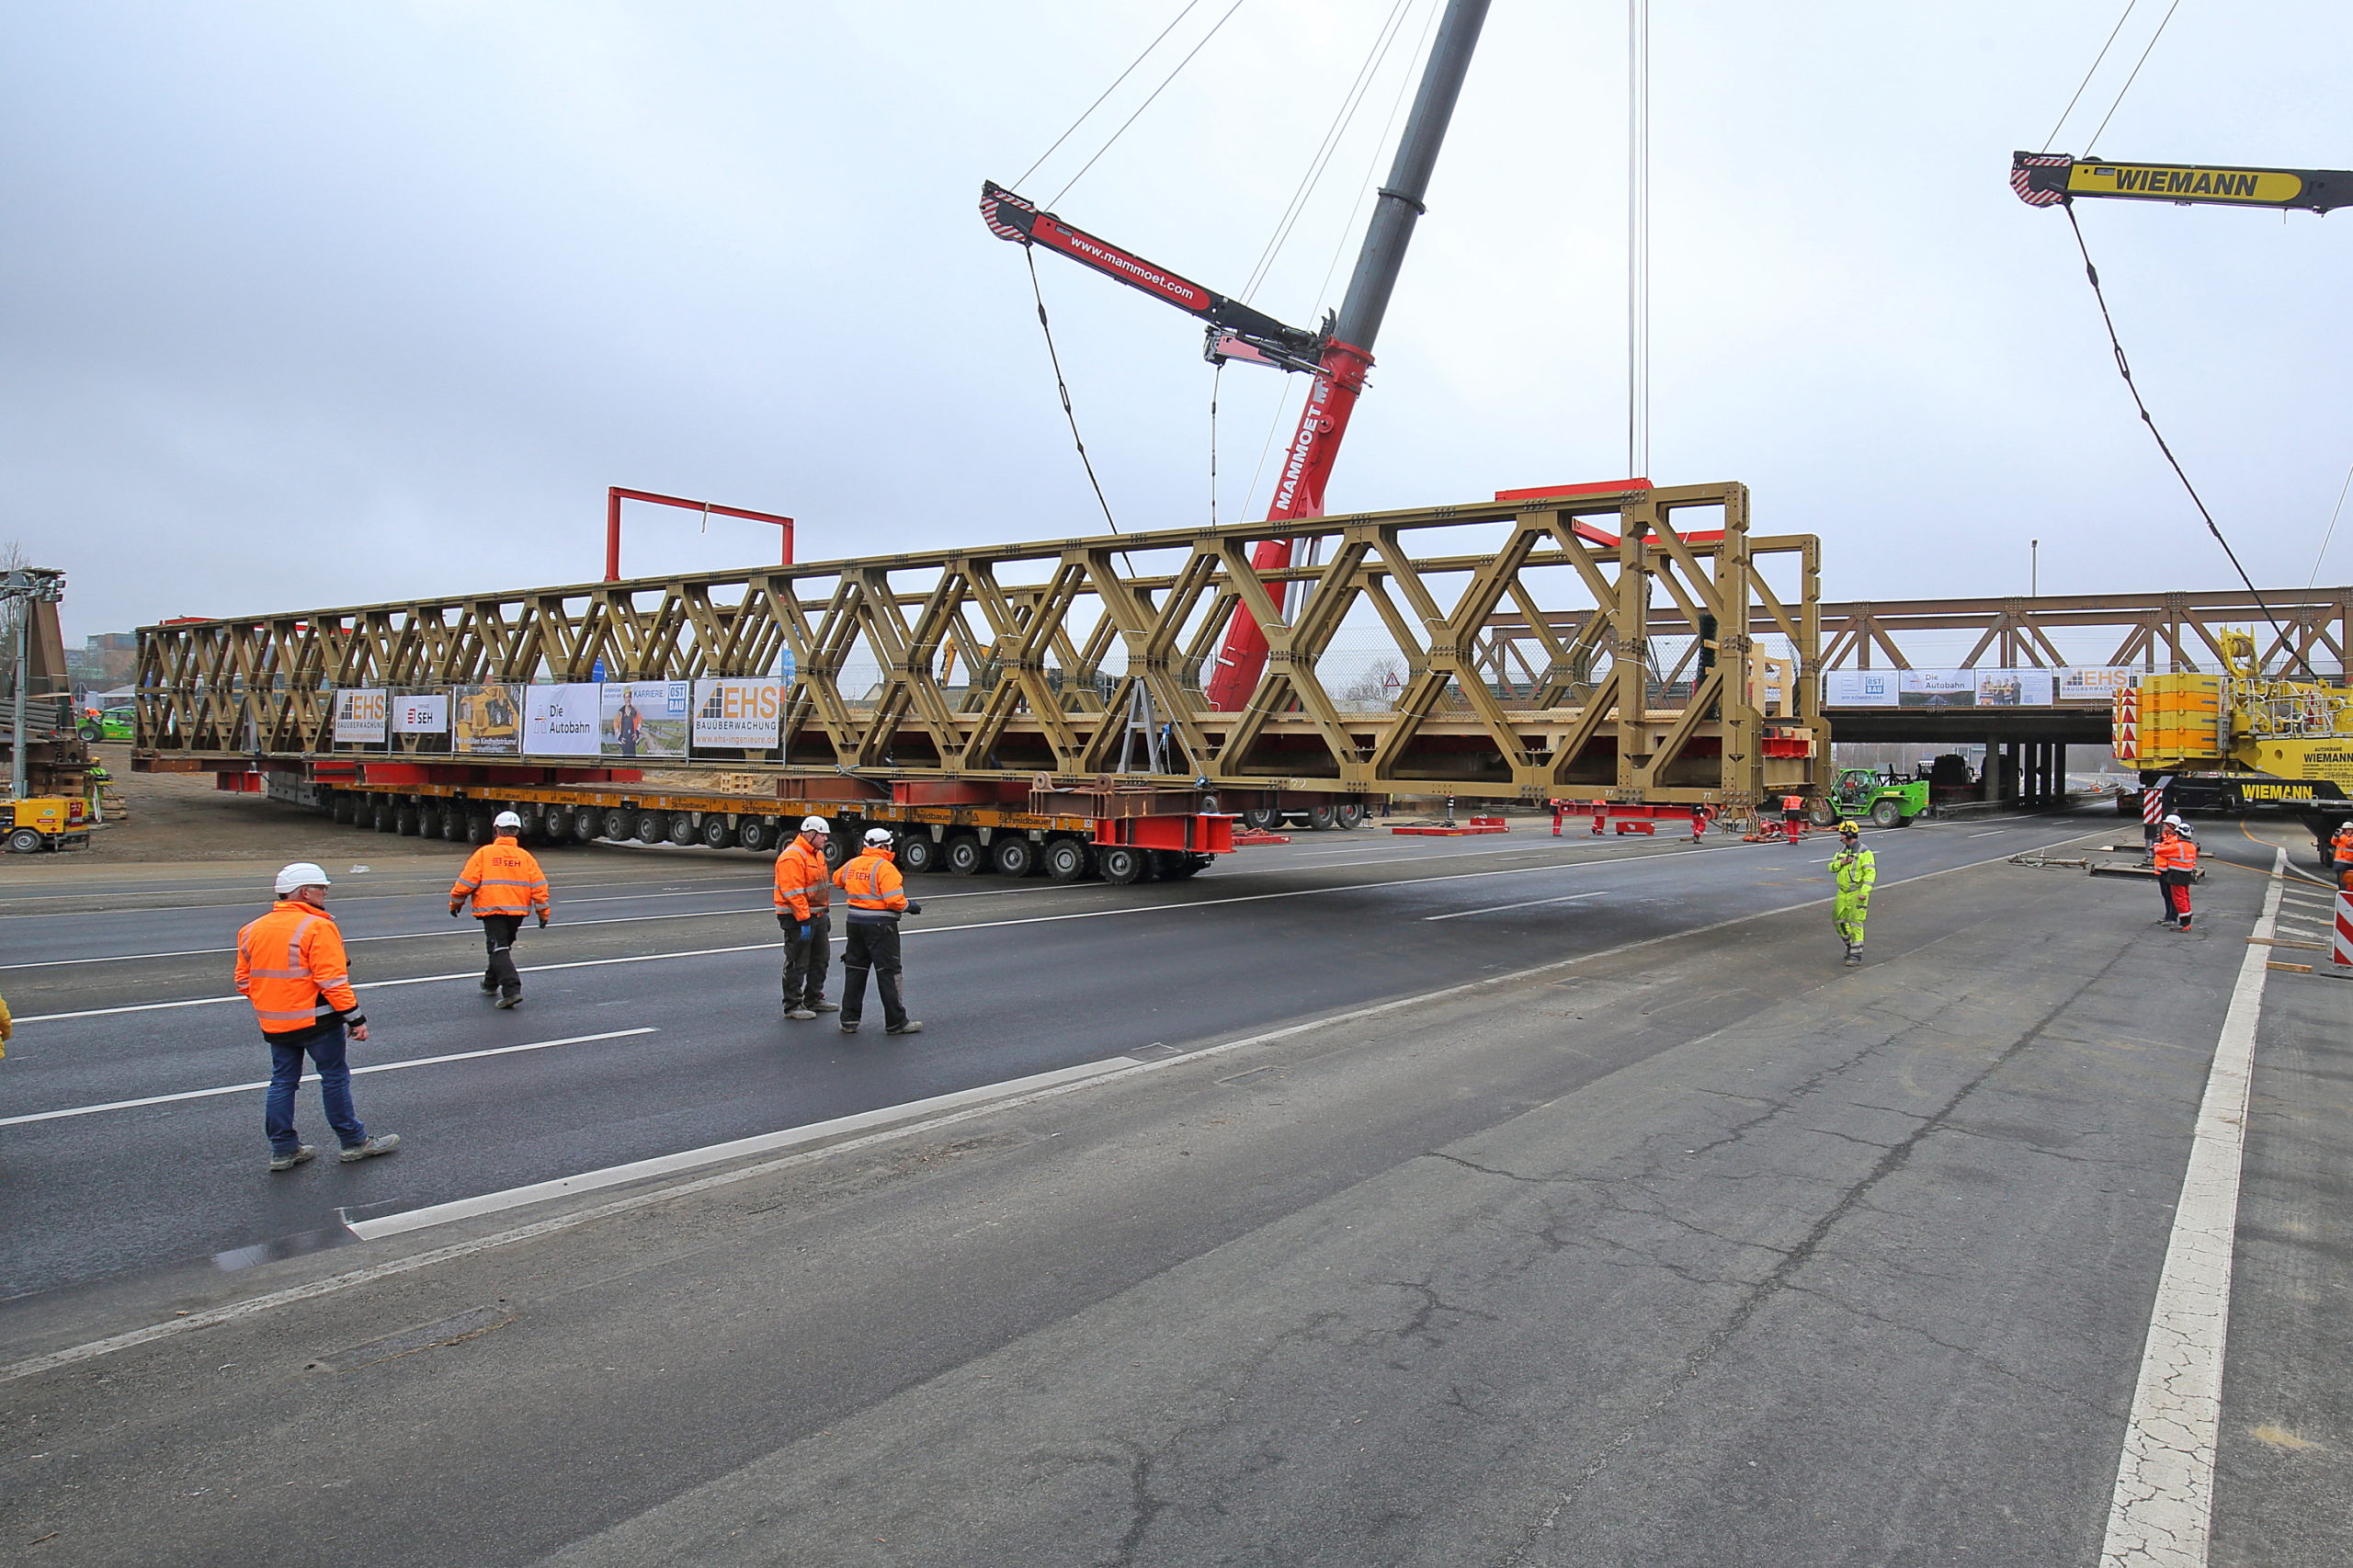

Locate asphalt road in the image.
[3,816,2083,1296]
[1,811,2344,1565]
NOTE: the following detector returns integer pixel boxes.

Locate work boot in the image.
[2175,920,2193,932]
[479,976,499,994]
[494,992,522,1009]
[886,1020,925,1036]
[840,1022,859,1034]
[268,1144,316,1173]
[812,1001,840,1013]
[339,1133,401,1163]
[1844,949,1863,968]
[786,1007,817,1021]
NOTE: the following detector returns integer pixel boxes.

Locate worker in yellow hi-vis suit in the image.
[1830,820,1876,968]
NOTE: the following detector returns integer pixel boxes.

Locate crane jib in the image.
[2010,151,2352,213]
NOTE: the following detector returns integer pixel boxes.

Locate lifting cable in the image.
[1015,1,1204,190]
[2306,462,2352,589]
[1050,0,1249,207]
[1024,249,1129,564]
[1627,0,1651,480]
[2061,204,2313,676]
[2039,0,2139,153]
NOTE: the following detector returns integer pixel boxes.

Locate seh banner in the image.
[524,684,603,757]
[692,678,785,750]
[332,688,387,744]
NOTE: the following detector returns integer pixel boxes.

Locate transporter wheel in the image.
[634,811,667,845]
[465,812,494,846]
[541,806,573,843]
[441,804,469,841]
[990,835,1039,878]
[735,817,774,853]
[1043,836,1092,882]
[6,827,44,854]
[1870,799,1904,830]
[393,803,423,836]
[330,793,358,825]
[600,807,631,842]
[896,833,938,874]
[1158,851,1211,880]
[1098,845,1147,885]
[1305,803,1338,831]
[699,817,732,849]
[823,834,852,872]
[369,798,395,832]
[667,814,699,847]
[1241,807,1280,832]
[943,835,985,876]
[1336,802,1366,830]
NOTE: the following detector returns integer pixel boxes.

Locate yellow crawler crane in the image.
[2116,631,2353,866]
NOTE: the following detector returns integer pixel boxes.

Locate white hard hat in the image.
[275,861,331,895]
[863,826,894,846]
[801,815,830,835]
[494,810,523,830]
[2163,813,2186,826]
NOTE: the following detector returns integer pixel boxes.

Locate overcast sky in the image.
[4,1,2349,645]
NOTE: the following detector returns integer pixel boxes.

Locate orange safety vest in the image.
[235,902,360,1035]
[2333,824,2353,865]
[834,847,907,919]
[2154,833,2199,875]
[773,836,833,919]
[450,837,551,916]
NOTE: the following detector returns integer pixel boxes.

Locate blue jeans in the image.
[266,1024,367,1154]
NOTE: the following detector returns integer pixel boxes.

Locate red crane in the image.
[982,0,1490,710]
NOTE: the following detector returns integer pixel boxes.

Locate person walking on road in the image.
[237,863,399,1171]
[1830,821,1875,967]
[2154,816,2199,930]
[833,827,923,1036]
[450,810,551,1008]
[1781,792,1806,845]
[775,815,839,1019]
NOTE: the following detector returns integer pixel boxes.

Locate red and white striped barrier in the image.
[2335,890,2353,970]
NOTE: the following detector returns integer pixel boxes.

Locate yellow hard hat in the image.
[1837,820,1861,835]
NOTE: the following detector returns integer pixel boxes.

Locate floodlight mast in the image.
[982,0,1491,710]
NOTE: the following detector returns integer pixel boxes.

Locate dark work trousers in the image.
[479,913,526,996]
[780,910,832,1007]
[840,917,907,1030]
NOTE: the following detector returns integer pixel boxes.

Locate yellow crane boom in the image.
[2013,151,2353,212]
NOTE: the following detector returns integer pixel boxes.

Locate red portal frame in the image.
[606,487,794,582]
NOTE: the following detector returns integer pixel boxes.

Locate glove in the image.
[904,901,924,915]
[449,904,463,919]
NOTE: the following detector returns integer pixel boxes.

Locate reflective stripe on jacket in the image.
[834,847,907,921]
[1832,846,1876,899]
[451,838,551,916]
[2154,834,2199,874]
[774,837,833,920]
[235,902,360,1034]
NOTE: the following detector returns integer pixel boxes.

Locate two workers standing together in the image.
[774,816,923,1035]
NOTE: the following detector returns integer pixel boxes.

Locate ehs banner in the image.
[332,688,387,744]
[692,678,786,750]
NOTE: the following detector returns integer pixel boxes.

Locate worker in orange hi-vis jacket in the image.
[2153,816,2199,931]
[450,810,551,1008]
[774,815,840,1020]
[832,827,924,1037]
[238,862,399,1172]
[2331,819,2353,892]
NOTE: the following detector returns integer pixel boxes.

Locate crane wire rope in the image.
[1627,0,1650,480]
[1015,1,1203,190]
[2039,0,2140,153]
[2061,204,2311,676]
[1239,0,1415,304]
[1049,0,1249,207]
[1023,248,1134,574]
[2083,0,2181,155]
[2305,461,2353,590]
[1234,0,1436,525]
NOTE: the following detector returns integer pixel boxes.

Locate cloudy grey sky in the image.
[5,1,2349,645]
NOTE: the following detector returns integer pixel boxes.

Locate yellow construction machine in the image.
[2116,632,2353,867]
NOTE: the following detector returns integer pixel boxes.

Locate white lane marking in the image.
[0,828,2115,1384]
[347,1056,1128,1240]
[1968,830,2006,838]
[1423,892,1609,922]
[0,1029,656,1128]
[2097,847,2284,1568]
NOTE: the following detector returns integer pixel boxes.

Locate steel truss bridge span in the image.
[135,483,1822,812]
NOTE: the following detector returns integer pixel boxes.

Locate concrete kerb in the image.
[0,824,2128,1386]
